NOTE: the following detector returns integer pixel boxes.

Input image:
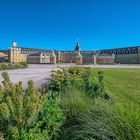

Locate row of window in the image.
[116,54,137,57]
[114,50,138,54]
[102,48,139,54]
[12,59,26,62]
[117,59,137,63]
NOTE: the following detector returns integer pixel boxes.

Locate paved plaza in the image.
[0,64,140,88]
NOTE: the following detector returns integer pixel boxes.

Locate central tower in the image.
[75,42,83,65]
[75,42,80,52]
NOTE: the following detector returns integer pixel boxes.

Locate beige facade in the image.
[50,51,56,64]
[96,53,115,64]
[27,54,41,64]
[76,51,83,65]
[93,54,96,64]
[57,52,76,63]
[8,42,27,63]
[27,51,56,64]
[102,47,140,64]
[57,43,114,65]
[10,41,140,65]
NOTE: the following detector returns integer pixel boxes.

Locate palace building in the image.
[56,42,114,65]
[8,41,27,63]
[27,50,56,64]
[7,41,140,64]
[8,41,52,63]
[101,46,140,64]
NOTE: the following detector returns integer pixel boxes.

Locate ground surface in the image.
[0,64,140,89]
[0,64,75,88]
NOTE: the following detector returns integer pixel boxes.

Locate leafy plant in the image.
[82,68,110,99]
[0,72,64,140]
[20,98,65,140]
[48,66,84,93]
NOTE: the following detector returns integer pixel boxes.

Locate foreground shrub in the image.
[20,98,64,140]
[48,66,110,99]
[48,66,84,92]
[0,72,64,140]
[83,68,110,99]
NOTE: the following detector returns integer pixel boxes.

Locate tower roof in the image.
[75,42,80,51]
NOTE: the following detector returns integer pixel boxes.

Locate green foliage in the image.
[57,67,140,140]
[1,67,139,140]
[0,132,4,140]
[0,71,64,140]
[64,99,140,140]
[0,85,4,102]
[48,66,84,92]
[19,98,64,140]
[61,88,91,119]
[0,72,44,139]
[2,72,11,83]
[59,88,92,139]
[111,103,140,140]
[48,66,109,99]
[93,68,140,107]
[82,68,110,99]
[18,62,28,68]
[0,62,28,70]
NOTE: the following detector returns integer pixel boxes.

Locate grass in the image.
[59,68,140,140]
[72,98,140,140]
[93,68,140,108]
[60,88,92,119]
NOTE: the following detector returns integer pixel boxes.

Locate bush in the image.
[20,98,65,140]
[82,69,110,99]
[48,66,109,99]
[47,66,84,92]
[0,72,64,140]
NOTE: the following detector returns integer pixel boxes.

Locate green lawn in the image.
[93,69,140,108]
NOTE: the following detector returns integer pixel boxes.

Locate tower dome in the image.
[12,41,17,48]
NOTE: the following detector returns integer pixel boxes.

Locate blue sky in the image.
[0,0,140,50]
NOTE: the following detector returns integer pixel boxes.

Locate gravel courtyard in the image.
[0,64,140,88]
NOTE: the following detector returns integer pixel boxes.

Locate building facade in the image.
[96,52,115,64]
[8,41,27,63]
[8,41,52,63]
[27,51,56,64]
[7,41,140,64]
[57,43,114,65]
[101,46,140,64]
